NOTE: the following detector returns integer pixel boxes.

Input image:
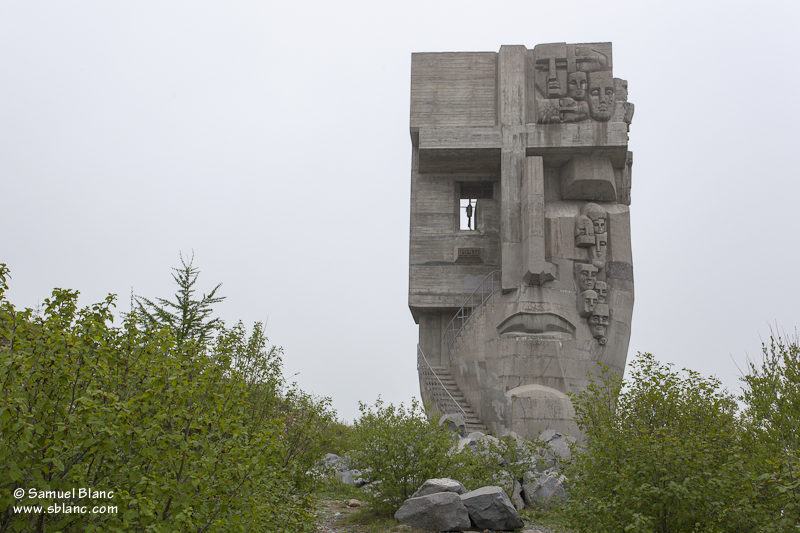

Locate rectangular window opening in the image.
[460,199,477,230]
[459,182,493,231]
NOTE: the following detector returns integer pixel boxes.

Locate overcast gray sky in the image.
[2,1,798,423]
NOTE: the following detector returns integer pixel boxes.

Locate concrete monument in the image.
[409,43,634,439]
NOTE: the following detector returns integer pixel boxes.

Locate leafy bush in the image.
[345,398,550,515]
[320,418,359,457]
[346,398,456,515]
[564,352,753,533]
[455,434,546,499]
[740,332,800,530]
[0,264,331,532]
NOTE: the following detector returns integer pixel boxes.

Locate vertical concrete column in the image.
[418,313,443,366]
[522,156,556,284]
[499,45,527,292]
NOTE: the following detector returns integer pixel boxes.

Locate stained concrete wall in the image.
[409,42,635,440]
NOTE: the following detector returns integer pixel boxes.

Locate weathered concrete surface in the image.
[410,42,634,440]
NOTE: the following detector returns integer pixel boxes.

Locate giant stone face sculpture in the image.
[409,43,634,440]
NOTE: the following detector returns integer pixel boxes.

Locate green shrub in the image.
[347,398,456,515]
[454,434,546,499]
[740,333,800,531]
[320,418,359,457]
[564,352,753,533]
[0,264,330,532]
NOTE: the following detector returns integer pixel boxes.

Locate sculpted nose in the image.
[548,59,557,80]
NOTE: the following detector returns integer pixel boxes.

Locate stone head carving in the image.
[574,214,595,247]
[568,72,587,101]
[581,203,607,235]
[615,78,634,126]
[590,233,607,269]
[594,281,608,304]
[534,43,568,98]
[578,290,598,318]
[557,98,589,123]
[614,78,628,102]
[570,46,609,72]
[588,71,615,122]
[577,263,598,292]
[589,303,610,344]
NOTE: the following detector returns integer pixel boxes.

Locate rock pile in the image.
[395,479,523,531]
[316,453,371,489]
[319,425,576,529]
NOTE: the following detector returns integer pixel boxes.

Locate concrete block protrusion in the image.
[560,156,617,201]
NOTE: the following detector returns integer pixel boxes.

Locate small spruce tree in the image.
[135,252,225,347]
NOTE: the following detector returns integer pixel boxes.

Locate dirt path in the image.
[315,499,414,533]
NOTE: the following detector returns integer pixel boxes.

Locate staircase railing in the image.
[441,270,501,363]
[417,344,467,419]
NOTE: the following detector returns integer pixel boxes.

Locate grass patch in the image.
[340,506,410,533]
[520,503,572,531]
[315,478,366,500]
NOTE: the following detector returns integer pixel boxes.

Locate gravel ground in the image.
[315,499,421,533]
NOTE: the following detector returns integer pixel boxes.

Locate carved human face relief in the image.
[594,218,605,234]
[577,263,598,292]
[570,46,609,72]
[575,215,592,236]
[568,72,587,101]
[615,78,628,102]
[581,203,607,235]
[588,71,616,121]
[589,304,610,344]
[594,281,608,304]
[534,44,568,98]
[590,233,607,270]
[578,290,598,318]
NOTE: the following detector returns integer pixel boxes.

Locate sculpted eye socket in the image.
[591,89,599,96]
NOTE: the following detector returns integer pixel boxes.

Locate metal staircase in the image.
[417,348,486,433]
[417,270,503,434]
[441,270,501,364]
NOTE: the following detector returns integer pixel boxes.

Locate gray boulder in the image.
[411,478,467,498]
[439,413,467,438]
[498,429,526,448]
[460,486,524,531]
[537,430,576,468]
[319,453,349,472]
[457,431,500,453]
[394,492,471,532]
[336,469,369,488]
[511,480,525,511]
[522,472,566,508]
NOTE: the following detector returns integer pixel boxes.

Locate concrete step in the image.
[422,364,487,433]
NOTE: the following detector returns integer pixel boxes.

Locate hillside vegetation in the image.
[1,260,796,532]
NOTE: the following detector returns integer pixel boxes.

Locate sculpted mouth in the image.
[497,312,575,339]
